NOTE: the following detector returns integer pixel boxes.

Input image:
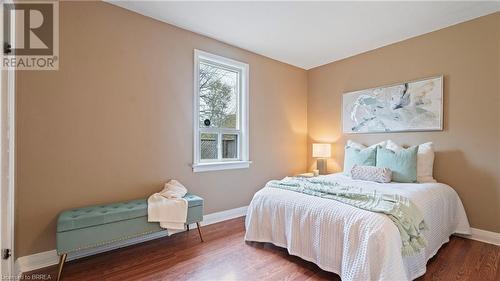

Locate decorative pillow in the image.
[416,142,436,183]
[347,140,387,150]
[376,146,418,183]
[351,165,392,183]
[386,140,436,183]
[343,146,377,175]
[385,139,400,151]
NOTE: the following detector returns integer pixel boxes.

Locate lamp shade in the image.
[312,143,331,158]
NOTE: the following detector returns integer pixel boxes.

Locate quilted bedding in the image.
[244,173,470,281]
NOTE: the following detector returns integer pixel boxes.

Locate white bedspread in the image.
[244,173,470,281]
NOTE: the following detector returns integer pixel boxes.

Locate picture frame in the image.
[342,75,443,134]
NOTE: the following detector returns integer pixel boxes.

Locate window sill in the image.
[192,160,252,173]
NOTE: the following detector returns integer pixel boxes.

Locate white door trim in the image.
[1,9,16,276]
[6,60,16,278]
[0,69,16,278]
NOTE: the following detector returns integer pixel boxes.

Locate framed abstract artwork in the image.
[342,76,443,134]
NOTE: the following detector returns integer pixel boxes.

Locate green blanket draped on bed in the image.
[266,177,428,256]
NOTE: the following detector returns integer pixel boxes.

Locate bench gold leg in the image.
[57,253,67,281]
[196,222,204,242]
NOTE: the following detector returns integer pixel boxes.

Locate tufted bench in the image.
[55,193,203,280]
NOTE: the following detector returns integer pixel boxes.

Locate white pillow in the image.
[386,140,436,183]
[346,140,387,150]
[416,142,436,183]
[385,139,400,151]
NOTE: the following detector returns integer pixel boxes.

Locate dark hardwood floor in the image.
[26,217,499,281]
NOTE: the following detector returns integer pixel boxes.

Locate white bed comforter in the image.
[244,173,470,281]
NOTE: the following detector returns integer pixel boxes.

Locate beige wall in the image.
[15,2,500,258]
[307,12,500,232]
[15,2,308,257]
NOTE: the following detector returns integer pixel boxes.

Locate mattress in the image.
[244,173,471,281]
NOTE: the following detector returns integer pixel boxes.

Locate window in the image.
[193,50,250,172]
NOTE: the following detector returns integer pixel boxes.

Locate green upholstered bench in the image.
[55,193,203,280]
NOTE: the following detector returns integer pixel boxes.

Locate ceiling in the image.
[108,1,500,69]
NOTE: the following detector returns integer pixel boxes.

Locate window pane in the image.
[222,134,238,159]
[200,133,218,160]
[199,62,238,129]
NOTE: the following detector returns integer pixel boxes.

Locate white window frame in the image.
[193,50,250,172]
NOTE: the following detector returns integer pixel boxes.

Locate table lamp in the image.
[312,143,331,175]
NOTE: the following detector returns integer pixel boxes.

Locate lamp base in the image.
[317,159,327,175]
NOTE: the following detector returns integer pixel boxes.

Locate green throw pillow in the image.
[344,146,377,175]
[376,146,418,183]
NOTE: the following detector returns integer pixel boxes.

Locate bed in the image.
[244,173,470,281]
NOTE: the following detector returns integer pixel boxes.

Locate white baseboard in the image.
[201,205,248,226]
[458,227,500,246]
[15,205,248,275]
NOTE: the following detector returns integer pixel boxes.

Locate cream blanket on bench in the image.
[148,180,188,230]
